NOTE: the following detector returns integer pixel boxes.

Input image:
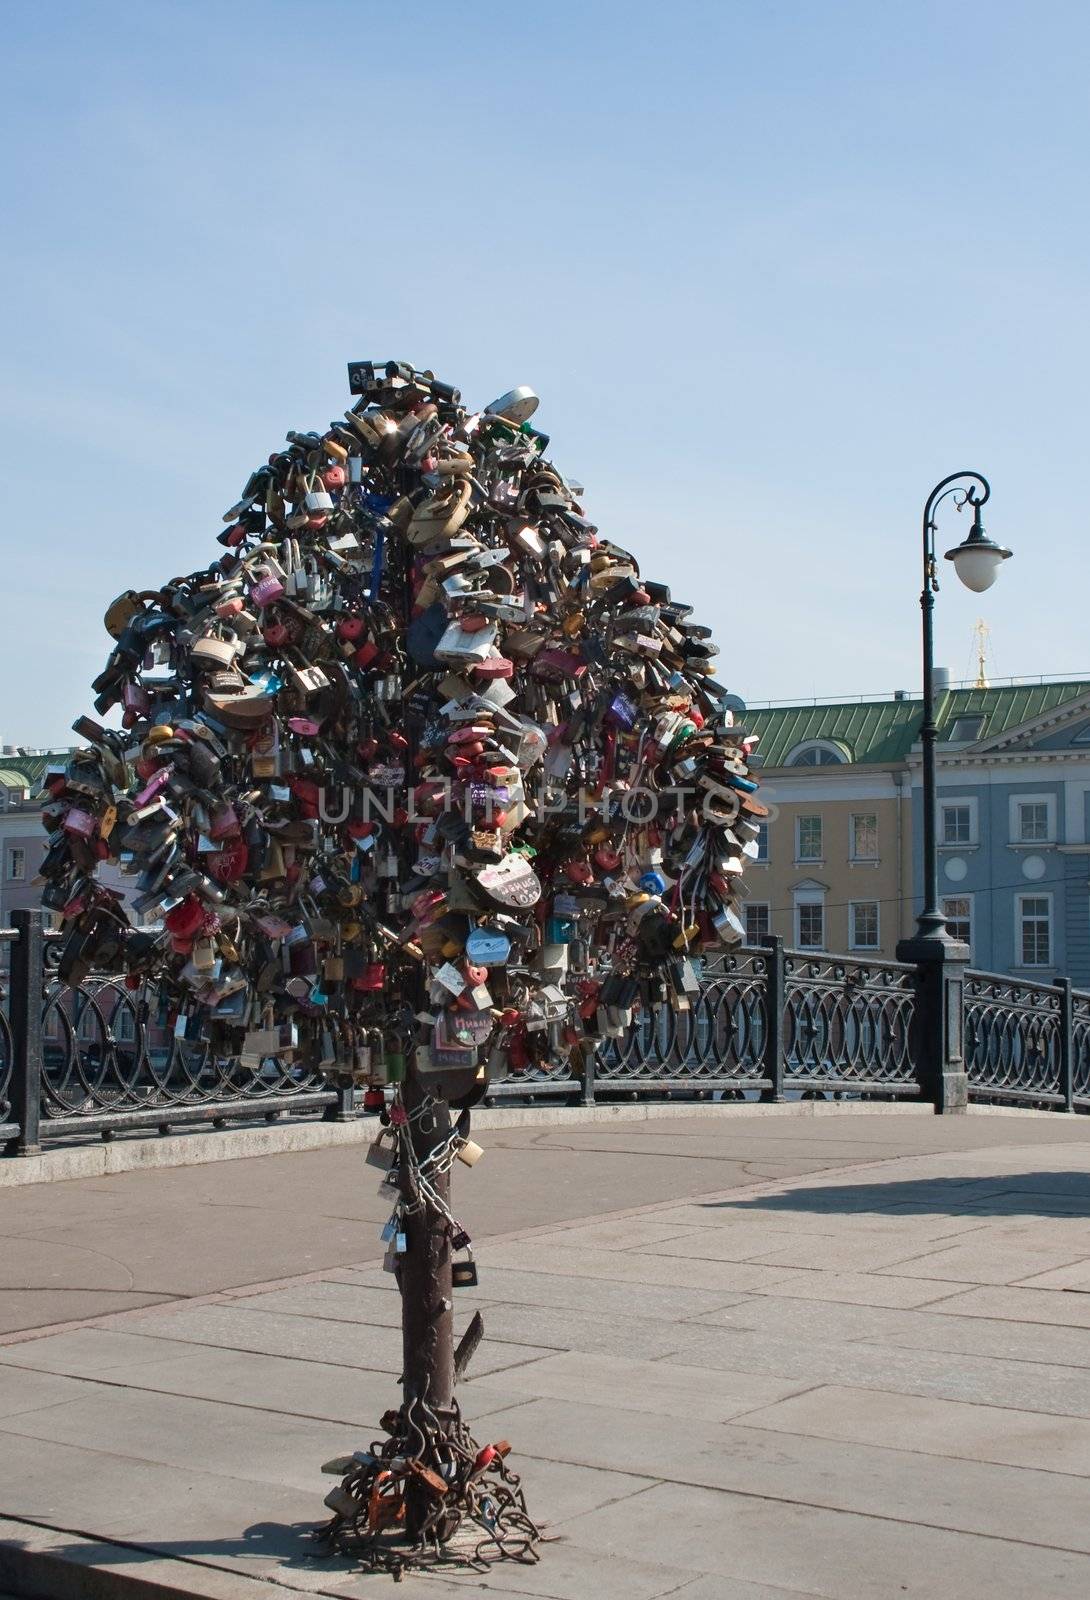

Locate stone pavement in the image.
[0,1105,1089,1600]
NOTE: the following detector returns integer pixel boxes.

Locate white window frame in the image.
[6,846,25,881]
[1009,792,1056,847]
[784,740,848,768]
[754,820,769,864]
[796,814,823,864]
[793,886,825,951]
[1015,892,1053,969]
[850,812,878,863]
[744,902,771,943]
[940,796,978,848]
[941,894,974,958]
[848,900,880,950]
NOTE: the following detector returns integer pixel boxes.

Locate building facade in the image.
[744,678,1090,984]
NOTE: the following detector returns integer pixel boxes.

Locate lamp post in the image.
[912,471,1011,947]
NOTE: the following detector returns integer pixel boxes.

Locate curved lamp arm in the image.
[923,471,991,592]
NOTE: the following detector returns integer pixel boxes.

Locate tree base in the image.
[316,1400,541,1581]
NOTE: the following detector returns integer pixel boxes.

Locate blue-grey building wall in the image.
[911,772,1087,984]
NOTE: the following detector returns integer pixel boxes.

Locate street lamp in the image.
[914,471,1012,946]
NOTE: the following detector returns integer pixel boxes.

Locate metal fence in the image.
[2,910,1087,1155]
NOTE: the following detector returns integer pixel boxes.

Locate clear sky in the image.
[2,1,1088,748]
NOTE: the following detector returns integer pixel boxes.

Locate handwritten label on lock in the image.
[476,853,541,908]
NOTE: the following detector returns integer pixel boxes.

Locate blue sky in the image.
[2,1,1088,746]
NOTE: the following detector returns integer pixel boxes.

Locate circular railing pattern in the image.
[596,951,768,1085]
[1072,994,1090,1106]
[784,955,916,1089]
[964,971,1061,1102]
[40,974,326,1120]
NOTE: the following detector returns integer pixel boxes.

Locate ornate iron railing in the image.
[963,970,1064,1107]
[784,952,918,1095]
[2,910,1087,1155]
[595,947,770,1094]
[39,971,335,1133]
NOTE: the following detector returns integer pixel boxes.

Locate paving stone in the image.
[529,1217,702,1251]
[734,1382,1090,1475]
[688,1293,1090,1368]
[0,1365,94,1420]
[928,1284,1090,1328]
[471,1350,807,1422]
[0,1327,208,1377]
[875,1240,1090,1286]
[328,1262,751,1325]
[0,1384,364,1493]
[456,1301,686,1361]
[554,1479,1090,1599]
[666,1229,941,1273]
[120,1302,552,1377]
[659,1200,985,1241]
[1015,1260,1090,1291]
[6,1343,519,1429]
[464,1395,1090,1552]
[669,1321,1090,1415]
[480,1238,967,1307]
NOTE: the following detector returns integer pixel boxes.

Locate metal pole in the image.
[913,473,991,946]
[398,1068,455,1537]
[9,908,44,1156]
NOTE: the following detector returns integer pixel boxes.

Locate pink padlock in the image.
[134,768,172,807]
[287,716,322,737]
[216,596,245,619]
[63,807,97,840]
[322,465,346,490]
[122,681,150,714]
[251,573,286,606]
[209,802,240,841]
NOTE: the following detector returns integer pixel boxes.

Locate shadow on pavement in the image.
[707,1171,1090,1218]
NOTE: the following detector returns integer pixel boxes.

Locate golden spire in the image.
[972,619,991,690]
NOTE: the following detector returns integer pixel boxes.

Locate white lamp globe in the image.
[944,527,1012,593]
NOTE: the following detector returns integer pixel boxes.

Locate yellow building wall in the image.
[744,769,913,958]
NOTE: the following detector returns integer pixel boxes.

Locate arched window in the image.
[785,740,848,768]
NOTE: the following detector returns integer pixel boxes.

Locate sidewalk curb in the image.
[0,1514,321,1600]
[0,1098,934,1188]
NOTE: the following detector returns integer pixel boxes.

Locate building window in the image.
[755,821,769,863]
[849,901,880,949]
[1017,895,1052,968]
[850,813,878,861]
[796,815,823,862]
[942,896,973,954]
[785,741,847,767]
[949,715,986,742]
[744,903,770,943]
[1010,794,1055,846]
[6,847,25,881]
[1017,802,1050,843]
[797,902,825,949]
[941,803,974,846]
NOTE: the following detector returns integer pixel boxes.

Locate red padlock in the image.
[564,858,594,886]
[337,617,366,642]
[354,640,380,669]
[263,621,291,648]
[165,896,204,938]
[594,845,622,872]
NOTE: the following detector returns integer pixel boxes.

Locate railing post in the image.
[897,932,969,1113]
[1057,976,1074,1114]
[323,1081,356,1121]
[580,1039,597,1106]
[9,909,44,1155]
[759,935,786,1102]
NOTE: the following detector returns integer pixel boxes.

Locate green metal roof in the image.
[935,682,1090,743]
[746,681,1090,769]
[745,699,923,768]
[0,750,73,788]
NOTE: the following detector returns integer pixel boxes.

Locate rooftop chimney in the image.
[933,667,950,692]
